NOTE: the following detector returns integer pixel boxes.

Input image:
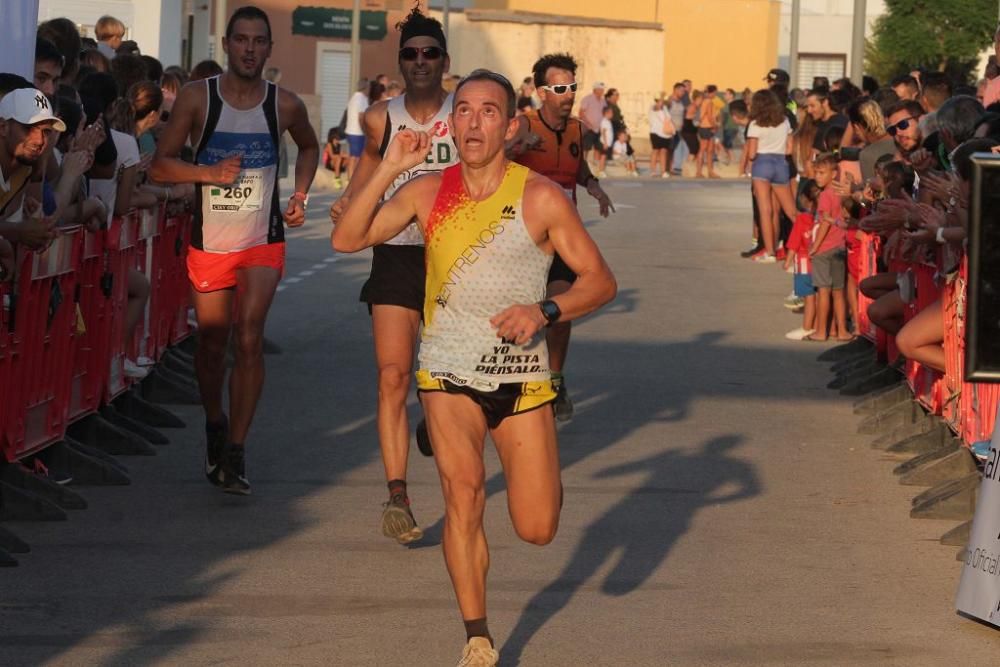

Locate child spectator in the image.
[613,130,637,176]
[806,152,851,341]
[784,180,820,340]
[597,105,614,177]
[323,127,345,188]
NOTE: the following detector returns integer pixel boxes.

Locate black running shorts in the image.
[547,252,577,285]
[416,371,557,429]
[359,244,426,313]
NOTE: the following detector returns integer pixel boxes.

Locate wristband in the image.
[291,191,308,208]
[936,226,946,244]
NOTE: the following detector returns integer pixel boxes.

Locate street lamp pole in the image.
[350,0,361,90]
[789,0,801,88]
[443,0,450,41]
[850,0,867,83]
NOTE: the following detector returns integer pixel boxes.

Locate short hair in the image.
[605,88,618,99]
[921,72,953,107]
[190,59,224,82]
[828,88,852,113]
[111,54,149,97]
[728,100,748,117]
[80,48,110,73]
[813,152,840,169]
[862,75,880,95]
[871,87,900,115]
[890,74,919,92]
[0,73,33,98]
[455,69,517,119]
[141,55,163,85]
[79,71,119,112]
[35,37,64,68]
[705,84,718,94]
[95,15,126,41]
[396,6,447,52]
[37,18,81,78]
[847,98,886,136]
[749,89,786,127]
[673,82,685,90]
[226,5,272,42]
[808,87,830,103]
[532,53,577,89]
[937,95,985,145]
[885,99,925,120]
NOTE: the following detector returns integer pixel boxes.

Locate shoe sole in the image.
[382,506,422,543]
[222,483,251,496]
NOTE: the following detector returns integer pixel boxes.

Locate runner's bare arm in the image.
[330,101,389,224]
[332,129,432,252]
[491,177,616,345]
[150,84,241,186]
[576,148,614,217]
[280,90,319,227]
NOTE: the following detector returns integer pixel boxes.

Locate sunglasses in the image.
[399,46,444,61]
[541,82,578,95]
[887,117,917,136]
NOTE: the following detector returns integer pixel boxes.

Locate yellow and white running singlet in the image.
[417,163,553,392]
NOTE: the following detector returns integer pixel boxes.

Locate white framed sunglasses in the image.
[541,82,578,95]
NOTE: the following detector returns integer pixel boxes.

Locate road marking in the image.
[324,256,340,263]
[311,263,328,270]
[299,270,314,276]
[284,277,303,284]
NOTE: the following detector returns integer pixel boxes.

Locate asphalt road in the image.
[3,178,999,666]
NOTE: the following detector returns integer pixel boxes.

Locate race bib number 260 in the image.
[209,172,263,213]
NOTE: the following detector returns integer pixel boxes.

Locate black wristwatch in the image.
[538,299,561,326]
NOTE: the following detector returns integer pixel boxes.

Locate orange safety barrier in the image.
[855,230,999,449]
[2,228,84,460]
[856,231,880,343]
[0,211,193,462]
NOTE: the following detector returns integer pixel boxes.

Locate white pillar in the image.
[191,0,212,66]
[350,0,361,88]
[789,0,800,88]
[132,0,184,68]
[2,0,39,79]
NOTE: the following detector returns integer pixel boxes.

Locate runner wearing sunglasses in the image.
[506,52,614,422]
[329,6,457,545]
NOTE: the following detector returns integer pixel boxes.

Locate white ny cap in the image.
[0,88,67,132]
[593,81,606,89]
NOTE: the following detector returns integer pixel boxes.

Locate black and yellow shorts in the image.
[416,370,557,429]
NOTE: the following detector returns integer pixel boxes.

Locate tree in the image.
[866,0,996,83]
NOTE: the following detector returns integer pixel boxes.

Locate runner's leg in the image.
[423,391,490,620]
[372,304,421,484]
[491,407,561,546]
[192,287,235,424]
[228,265,281,444]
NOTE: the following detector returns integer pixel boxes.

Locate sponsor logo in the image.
[500,204,516,220]
[431,120,449,138]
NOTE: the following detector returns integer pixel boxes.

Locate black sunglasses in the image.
[399,46,444,61]
[887,117,917,136]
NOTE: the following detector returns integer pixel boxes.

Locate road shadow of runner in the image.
[500,434,759,666]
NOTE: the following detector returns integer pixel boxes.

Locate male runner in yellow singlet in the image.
[333,70,616,667]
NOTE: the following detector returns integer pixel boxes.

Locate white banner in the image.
[0,0,39,79]
[956,404,1000,627]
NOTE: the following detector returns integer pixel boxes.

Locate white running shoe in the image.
[457,637,498,667]
[785,327,817,340]
[752,253,776,264]
[136,355,156,367]
[597,171,607,178]
[661,172,670,178]
[123,359,150,379]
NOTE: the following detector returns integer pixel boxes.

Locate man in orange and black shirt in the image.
[507,52,614,421]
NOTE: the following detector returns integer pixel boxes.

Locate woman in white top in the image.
[745,89,798,262]
[647,97,675,178]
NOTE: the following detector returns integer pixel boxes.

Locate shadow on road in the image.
[500,435,759,666]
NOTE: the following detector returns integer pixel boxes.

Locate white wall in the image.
[777,0,886,79]
[2,0,39,79]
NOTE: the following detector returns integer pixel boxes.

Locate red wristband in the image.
[291,192,308,202]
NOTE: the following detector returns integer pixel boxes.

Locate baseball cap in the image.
[765,68,790,85]
[593,81,606,89]
[0,88,67,132]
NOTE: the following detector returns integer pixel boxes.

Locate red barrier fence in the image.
[0,211,193,462]
[856,231,997,448]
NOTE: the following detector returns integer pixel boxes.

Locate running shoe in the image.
[972,440,991,462]
[205,415,228,486]
[552,377,574,422]
[381,493,423,544]
[597,171,607,178]
[457,637,498,667]
[783,294,804,311]
[774,247,787,261]
[416,418,433,457]
[751,252,776,264]
[123,358,150,379]
[661,172,670,179]
[219,444,250,495]
[740,241,763,258]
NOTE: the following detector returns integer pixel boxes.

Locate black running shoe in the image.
[416,419,433,457]
[205,415,228,486]
[740,241,764,258]
[381,493,423,544]
[553,379,574,422]
[219,444,250,495]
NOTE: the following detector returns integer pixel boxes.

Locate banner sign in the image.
[956,404,1000,627]
[292,7,388,41]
